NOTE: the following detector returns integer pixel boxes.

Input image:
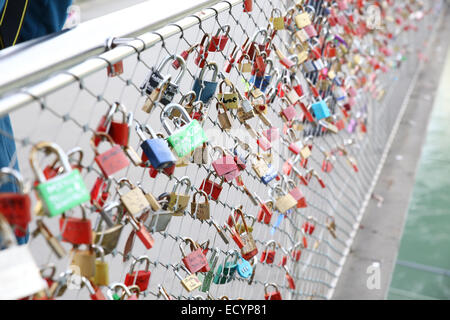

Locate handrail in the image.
[0,0,241,100]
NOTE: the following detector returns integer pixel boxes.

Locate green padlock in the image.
[30,142,90,217]
[161,103,207,157]
[213,250,238,285]
[199,248,220,292]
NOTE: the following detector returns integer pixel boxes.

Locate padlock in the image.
[235,208,258,261]
[135,122,176,170]
[264,283,282,300]
[30,142,90,217]
[236,213,256,235]
[173,43,198,69]
[290,241,303,262]
[0,216,47,300]
[243,0,252,12]
[71,244,96,279]
[192,62,219,104]
[284,266,296,290]
[217,80,239,109]
[116,178,149,216]
[247,29,270,61]
[126,213,154,249]
[255,196,273,224]
[237,53,253,73]
[81,276,106,300]
[280,98,298,122]
[161,103,208,158]
[208,25,230,52]
[273,44,295,70]
[270,8,284,30]
[295,6,312,28]
[59,205,92,245]
[0,168,31,233]
[140,54,186,106]
[124,255,152,291]
[252,154,269,178]
[311,98,331,120]
[174,264,202,292]
[302,216,316,236]
[105,38,124,77]
[326,216,337,239]
[260,240,277,264]
[224,44,239,73]
[190,190,210,221]
[107,103,131,147]
[199,248,220,292]
[146,193,172,232]
[236,254,253,279]
[106,282,135,300]
[211,146,239,179]
[93,220,124,256]
[261,164,278,185]
[168,176,191,216]
[192,142,209,165]
[216,101,233,131]
[194,34,210,68]
[94,103,118,147]
[256,133,271,152]
[199,173,224,201]
[288,179,307,208]
[189,101,205,123]
[273,186,297,214]
[141,75,172,114]
[180,237,209,274]
[91,132,130,178]
[90,176,111,211]
[92,244,109,286]
[231,140,251,171]
[214,250,239,284]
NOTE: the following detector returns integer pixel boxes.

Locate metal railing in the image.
[0,0,442,300]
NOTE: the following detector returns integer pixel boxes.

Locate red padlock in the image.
[302,217,316,235]
[127,214,154,249]
[90,176,110,209]
[285,267,296,290]
[224,44,238,73]
[208,25,230,52]
[194,34,210,68]
[92,132,130,178]
[180,238,209,274]
[0,168,31,227]
[173,43,198,69]
[199,173,224,201]
[262,127,280,142]
[211,146,239,177]
[256,135,271,151]
[260,240,277,264]
[256,198,273,225]
[107,104,131,147]
[243,0,252,12]
[124,256,152,292]
[82,277,106,300]
[264,283,282,300]
[288,180,307,209]
[106,38,124,77]
[59,206,92,245]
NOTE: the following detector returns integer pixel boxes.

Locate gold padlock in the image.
[92,244,109,286]
[271,8,285,30]
[71,245,96,279]
[190,190,210,221]
[168,176,191,216]
[174,265,202,292]
[116,178,150,216]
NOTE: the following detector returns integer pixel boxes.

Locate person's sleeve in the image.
[0,0,5,14]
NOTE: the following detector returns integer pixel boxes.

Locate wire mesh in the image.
[0,0,441,300]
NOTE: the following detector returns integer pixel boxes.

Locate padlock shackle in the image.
[29,141,73,183]
[264,239,278,251]
[214,24,230,37]
[108,282,132,300]
[90,132,116,155]
[270,8,282,17]
[198,61,219,82]
[0,167,25,193]
[223,249,239,266]
[160,103,192,136]
[172,176,191,195]
[264,282,280,295]
[91,244,106,262]
[192,190,208,203]
[179,91,197,106]
[129,255,151,273]
[156,54,186,84]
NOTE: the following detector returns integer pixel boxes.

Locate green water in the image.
[388,50,450,300]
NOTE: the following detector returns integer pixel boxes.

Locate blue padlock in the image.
[261,165,278,185]
[236,254,253,279]
[311,99,331,120]
[135,121,176,170]
[192,62,219,104]
[249,75,271,93]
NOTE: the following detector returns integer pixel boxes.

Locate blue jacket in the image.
[0,0,72,243]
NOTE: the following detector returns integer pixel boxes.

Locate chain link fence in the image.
[0,0,441,300]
